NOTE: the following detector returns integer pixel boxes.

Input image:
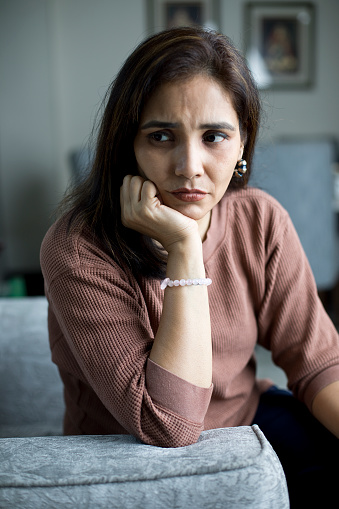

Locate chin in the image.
[173,203,211,221]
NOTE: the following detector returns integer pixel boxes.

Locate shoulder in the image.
[218,187,292,255]
[204,187,293,264]
[225,186,288,215]
[223,187,290,234]
[40,213,126,288]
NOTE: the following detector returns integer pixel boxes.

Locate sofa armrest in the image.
[0,297,64,438]
[0,426,288,509]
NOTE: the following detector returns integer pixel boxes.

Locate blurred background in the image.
[0,0,338,325]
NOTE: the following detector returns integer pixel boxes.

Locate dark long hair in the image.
[61,27,261,278]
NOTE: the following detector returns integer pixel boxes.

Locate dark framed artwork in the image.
[147,0,221,33]
[245,2,315,89]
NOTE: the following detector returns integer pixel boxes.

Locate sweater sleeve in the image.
[257,209,339,411]
[41,227,212,447]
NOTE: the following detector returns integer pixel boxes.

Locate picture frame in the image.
[244,2,315,89]
[146,0,221,33]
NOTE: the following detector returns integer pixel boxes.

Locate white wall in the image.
[0,0,57,272]
[49,0,147,190]
[0,0,146,273]
[0,0,338,273]
[223,0,339,142]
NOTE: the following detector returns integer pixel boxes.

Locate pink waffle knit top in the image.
[40,188,339,447]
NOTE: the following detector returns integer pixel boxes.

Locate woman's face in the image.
[134,75,244,236]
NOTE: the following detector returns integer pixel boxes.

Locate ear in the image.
[238,142,245,160]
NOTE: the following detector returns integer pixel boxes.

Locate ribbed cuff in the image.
[303,365,339,411]
[146,358,213,423]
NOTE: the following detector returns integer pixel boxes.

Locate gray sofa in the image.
[250,138,339,291]
[0,297,289,508]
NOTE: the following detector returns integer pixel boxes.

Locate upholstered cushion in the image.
[0,296,289,507]
[0,426,288,509]
[251,139,338,290]
[0,297,64,437]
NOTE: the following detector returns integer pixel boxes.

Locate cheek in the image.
[213,153,236,179]
[210,156,236,194]
[137,165,147,179]
[135,143,170,182]
[216,172,233,193]
[134,146,152,178]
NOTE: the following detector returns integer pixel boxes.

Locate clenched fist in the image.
[120,175,200,252]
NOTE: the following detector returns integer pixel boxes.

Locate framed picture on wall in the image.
[244,2,315,89]
[146,0,221,33]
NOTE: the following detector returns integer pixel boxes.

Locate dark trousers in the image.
[252,387,339,508]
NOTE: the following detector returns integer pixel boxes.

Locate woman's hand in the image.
[120,175,199,252]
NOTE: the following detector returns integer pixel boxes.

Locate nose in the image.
[174,140,204,180]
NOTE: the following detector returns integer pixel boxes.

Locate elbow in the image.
[141,429,202,448]
[136,416,204,448]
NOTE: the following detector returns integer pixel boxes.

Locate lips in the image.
[170,188,208,202]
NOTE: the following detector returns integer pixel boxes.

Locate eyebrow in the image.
[200,122,236,131]
[140,121,236,131]
[140,121,179,130]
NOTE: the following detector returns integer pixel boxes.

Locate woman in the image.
[41,27,339,506]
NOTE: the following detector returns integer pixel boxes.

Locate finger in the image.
[140,179,158,202]
[129,175,145,202]
[120,175,133,209]
[121,175,144,206]
[121,176,148,228]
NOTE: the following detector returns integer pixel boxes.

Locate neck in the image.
[197,210,212,242]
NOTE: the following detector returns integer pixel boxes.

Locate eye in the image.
[148,131,172,142]
[203,132,227,143]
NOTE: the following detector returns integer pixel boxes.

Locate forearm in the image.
[312,380,339,438]
[149,236,212,388]
[121,176,212,389]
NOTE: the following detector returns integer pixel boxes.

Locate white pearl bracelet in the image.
[160,277,212,290]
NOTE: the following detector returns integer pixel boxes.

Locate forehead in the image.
[140,75,238,123]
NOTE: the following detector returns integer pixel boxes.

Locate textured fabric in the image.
[146,359,212,422]
[0,299,289,508]
[0,426,289,509]
[0,298,64,438]
[40,187,339,447]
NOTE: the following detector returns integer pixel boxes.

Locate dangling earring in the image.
[233,159,247,178]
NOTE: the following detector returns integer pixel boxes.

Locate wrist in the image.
[166,232,202,254]
[161,277,212,289]
[166,236,205,280]
[162,220,201,253]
